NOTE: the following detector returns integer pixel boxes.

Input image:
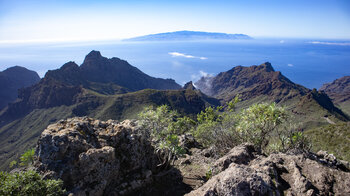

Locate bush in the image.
[192,98,240,151]
[193,101,310,154]
[138,105,195,168]
[19,148,35,167]
[0,170,65,196]
[267,123,311,153]
[237,103,288,151]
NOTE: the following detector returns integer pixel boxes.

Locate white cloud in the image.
[191,70,213,82]
[308,41,350,46]
[168,52,207,60]
[199,70,211,77]
[287,64,293,67]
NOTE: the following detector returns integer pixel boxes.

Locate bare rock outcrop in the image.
[187,144,350,196]
[34,117,158,196]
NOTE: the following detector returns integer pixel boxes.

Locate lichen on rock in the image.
[34,117,158,196]
[187,144,350,196]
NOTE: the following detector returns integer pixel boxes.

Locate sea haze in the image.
[0,39,349,89]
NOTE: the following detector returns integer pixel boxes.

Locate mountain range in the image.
[0,51,218,170]
[195,62,349,127]
[0,51,349,170]
[320,76,350,115]
[123,30,252,41]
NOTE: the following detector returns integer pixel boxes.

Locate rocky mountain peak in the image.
[86,50,102,59]
[60,61,79,71]
[3,66,30,74]
[195,62,307,102]
[183,81,196,90]
[83,50,104,64]
[260,62,274,72]
[0,66,40,110]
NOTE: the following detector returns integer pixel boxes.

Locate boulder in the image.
[34,117,158,196]
[187,144,350,196]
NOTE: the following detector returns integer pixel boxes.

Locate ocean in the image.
[0,39,349,89]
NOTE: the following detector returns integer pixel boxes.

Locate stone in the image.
[187,144,350,196]
[34,117,158,196]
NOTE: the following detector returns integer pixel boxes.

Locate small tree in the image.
[19,148,35,167]
[192,106,222,147]
[192,96,240,151]
[237,103,288,151]
[138,105,194,168]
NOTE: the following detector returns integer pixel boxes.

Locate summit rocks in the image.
[186,144,350,196]
[34,117,158,196]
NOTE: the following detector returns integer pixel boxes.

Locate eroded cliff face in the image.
[34,117,159,196]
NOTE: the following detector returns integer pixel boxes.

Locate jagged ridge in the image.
[195,62,349,126]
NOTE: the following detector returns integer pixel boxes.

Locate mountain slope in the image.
[0,51,182,125]
[320,76,350,115]
[0,66,40,110]
[45,50,181,93]
[124,30,252,41]
[195,62,349,127]
[0,87,219,170]
[0,52,218,170]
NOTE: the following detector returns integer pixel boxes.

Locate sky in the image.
[0,0,350,43]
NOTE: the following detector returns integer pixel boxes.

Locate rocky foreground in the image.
[34,117,350,196]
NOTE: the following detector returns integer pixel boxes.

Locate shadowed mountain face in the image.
[0,51,181,122]
[45,50,181,93]
[0,52,219,170]
[320,76,350,115]
[195,62,349,126]
[0,66,40,110]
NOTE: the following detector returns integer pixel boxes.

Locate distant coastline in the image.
[123,30,252,42]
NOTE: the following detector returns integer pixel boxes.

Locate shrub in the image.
[237,103,288,151]
[192,101,309,154]
[0,170,65,196]
[267,123,311,153]
[192,97,240,150]
[9,161,18,169]
[138,105,194,168]
[19,148,35,167]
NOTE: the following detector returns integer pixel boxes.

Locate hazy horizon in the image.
[1,0,350,43]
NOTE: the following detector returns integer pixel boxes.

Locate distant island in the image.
[123,30,252,41]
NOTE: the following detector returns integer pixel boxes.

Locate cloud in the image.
[287,64,293,67]
[168,52,207,60]
[191,70,213,82]
[199,70,211,77]
[279,40,285,44]
[308,41,350,46]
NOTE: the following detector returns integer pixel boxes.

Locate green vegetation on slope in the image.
[0,88,218,170]
[305,122,350,162]
[0,106,73,171]
[140,102,310,156]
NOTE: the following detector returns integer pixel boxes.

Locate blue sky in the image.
[0,0,350,43]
